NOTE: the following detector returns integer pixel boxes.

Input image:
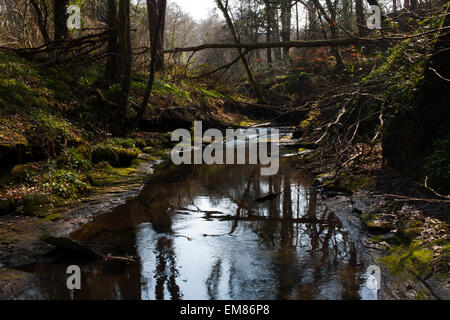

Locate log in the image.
[164,38,361,54]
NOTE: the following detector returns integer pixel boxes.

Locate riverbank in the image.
[0,149,163,298]
[295,145,449,300]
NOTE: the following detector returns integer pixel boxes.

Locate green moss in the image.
[334,176,376,192]
[300,109,321,130]
[361,213,394,233]
[142,147,169,159]
[380,240,434,279]
[0,233,13,245]
[369,235,386,244]
[92,140,141,167]
[23,193,51,216]
[134,138,146,149]
[86,165,138,187]
[402,227,422,239]
[58,147,92,170]
[44,213,63,222]
[442,243,450,255]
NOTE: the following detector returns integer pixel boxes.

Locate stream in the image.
[12,128,374,300]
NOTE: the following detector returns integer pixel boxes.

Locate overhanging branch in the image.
[164,38,361,54]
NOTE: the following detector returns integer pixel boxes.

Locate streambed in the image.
[12,128,374,300]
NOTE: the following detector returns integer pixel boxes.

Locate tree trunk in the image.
[310,0,345,70]
[105,0,120,84]
[355,0,365,37]
[265,0,272,64]
[138,0,168,121]
[280,0,292,57]
[306,0,318,40]
[30,0,50,44]
[148,0,167,71]
[215,0,265,103]
[157,0,167,71]
[267,2,282,60]
[53,0,69,41]
[295,2,300,40]
[118,0,132,115]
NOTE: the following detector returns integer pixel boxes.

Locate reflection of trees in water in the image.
[206,258,222,300]
[72,160,362,300]
[161,162,362,299]
[154,236,182,300]
[217,165,361,299]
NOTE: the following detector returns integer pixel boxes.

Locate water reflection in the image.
[12,155,366,300]
[136,159,362,299]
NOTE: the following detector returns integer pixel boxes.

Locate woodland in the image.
[0,0,449,300]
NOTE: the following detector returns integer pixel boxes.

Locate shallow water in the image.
[13,130,371,300]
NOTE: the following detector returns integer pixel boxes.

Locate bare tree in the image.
[215,0,265,103]
[138,0,167,120]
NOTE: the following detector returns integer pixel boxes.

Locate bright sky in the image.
[171,0,216,21]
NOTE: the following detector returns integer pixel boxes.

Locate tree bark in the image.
[105,0,120,84]
[30,0,50,44]
[267,1,282,60]
[118,0,132,114]
[355,0,365,37]
[147,0,167,71]
[138,0,167,121]
[264,0,272,64]
[280,0,292,56]
[53,0,69,41]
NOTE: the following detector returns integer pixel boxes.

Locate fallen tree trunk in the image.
[164,38,362,54]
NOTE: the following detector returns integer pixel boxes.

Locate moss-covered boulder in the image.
[362,213,394,234]
[92,144,140,167]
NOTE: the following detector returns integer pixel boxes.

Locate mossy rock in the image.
[381,240,434,279]
[142,147,169,160]
[92,145,140,167]
[116,148,141,167]
[337,176,376,192]
[401,227,422,240]
[134,138,146,149]
[362,213,394,233]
